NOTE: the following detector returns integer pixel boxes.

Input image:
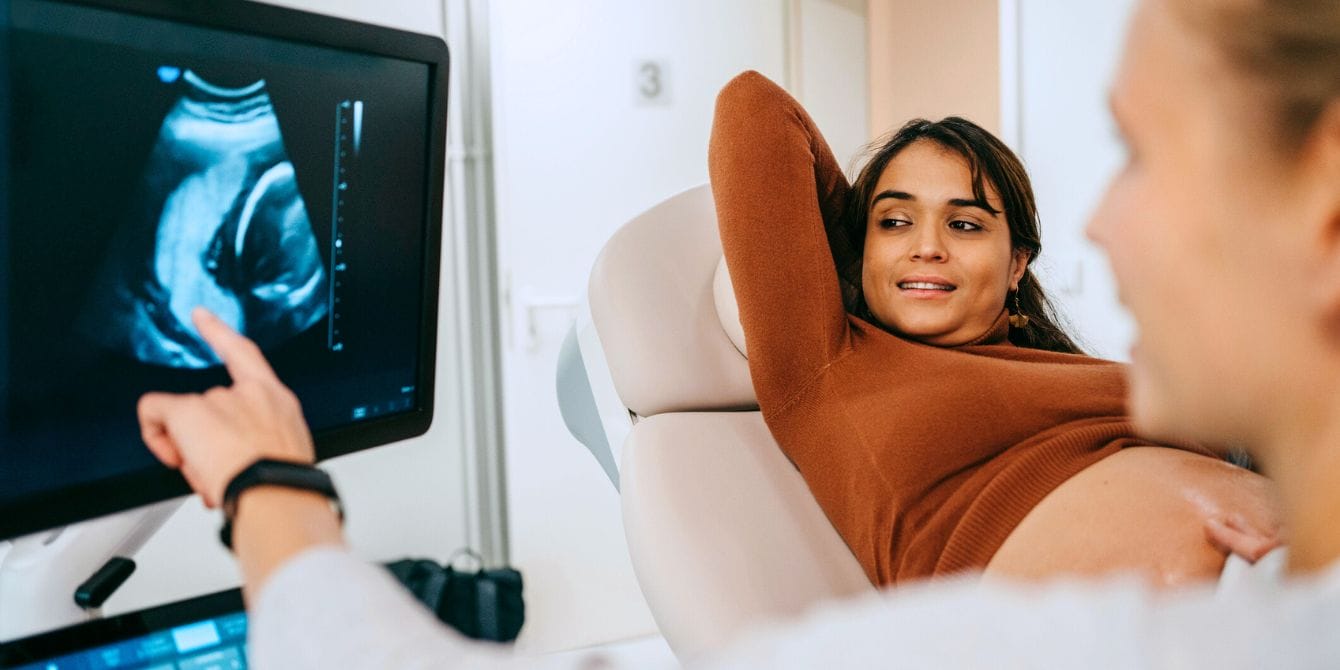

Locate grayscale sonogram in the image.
[81,69,327,368]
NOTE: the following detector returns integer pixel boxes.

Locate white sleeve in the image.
[249,546,1340,669]
[247,547,1153,670]
[248,546,659,670]
[696,577,1154,670]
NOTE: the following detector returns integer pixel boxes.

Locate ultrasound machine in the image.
[0,0,449,665]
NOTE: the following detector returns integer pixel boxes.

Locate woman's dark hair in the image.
[831,116,1084,354]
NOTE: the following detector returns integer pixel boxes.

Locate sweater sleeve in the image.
[709,71,855,412]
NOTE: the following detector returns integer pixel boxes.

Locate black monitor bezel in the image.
[0,0,449,540]
[0,588,245,666]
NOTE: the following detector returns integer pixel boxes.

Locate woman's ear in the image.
[1009,247,1032,291]
[1305,101,1340,324]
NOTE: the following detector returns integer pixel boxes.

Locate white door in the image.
[490,1,785,651]
[795,0,871,171]
[490,0,867,652]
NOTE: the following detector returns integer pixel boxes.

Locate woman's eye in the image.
[879,218,910,229]
[949,220,982,232]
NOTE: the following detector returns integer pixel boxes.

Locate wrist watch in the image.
[218,458,344,551]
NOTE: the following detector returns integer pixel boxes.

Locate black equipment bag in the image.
[385,550,524,643]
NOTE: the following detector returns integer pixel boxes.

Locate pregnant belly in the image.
[982,446,1281,587]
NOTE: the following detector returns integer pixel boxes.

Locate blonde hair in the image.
[1172,0,1340,144]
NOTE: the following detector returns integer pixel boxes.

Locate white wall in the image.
[490,0,789,653]
[108,0,471,616]
[1013,0,1137,360]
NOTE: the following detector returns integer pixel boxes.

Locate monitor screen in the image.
[0,589,247,668]
[0,0,449,539]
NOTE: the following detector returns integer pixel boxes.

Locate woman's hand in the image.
[137,307,316,507]
[1204,513,1285,564]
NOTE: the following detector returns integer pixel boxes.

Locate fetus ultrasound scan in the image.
[83,70,328,369]
[0,0,438,517]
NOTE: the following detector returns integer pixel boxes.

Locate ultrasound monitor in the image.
[0,0,450,540]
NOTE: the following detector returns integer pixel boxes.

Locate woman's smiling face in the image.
[862,139,1030,346]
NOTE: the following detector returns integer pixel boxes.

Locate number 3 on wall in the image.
[635,60,669,105]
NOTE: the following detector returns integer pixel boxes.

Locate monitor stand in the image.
[0,498,183,642]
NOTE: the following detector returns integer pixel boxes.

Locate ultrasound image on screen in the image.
[82,70,327,368]
[1,0,433,512]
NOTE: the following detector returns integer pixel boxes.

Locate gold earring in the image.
[1009,291,1030,329]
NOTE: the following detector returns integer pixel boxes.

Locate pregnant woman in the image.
[710,70,1280,586]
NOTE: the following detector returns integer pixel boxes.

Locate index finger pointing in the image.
[191,307,280,383]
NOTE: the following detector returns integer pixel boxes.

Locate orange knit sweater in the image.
[709,71,1210,586]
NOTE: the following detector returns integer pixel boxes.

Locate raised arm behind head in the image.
[709,71,855,410]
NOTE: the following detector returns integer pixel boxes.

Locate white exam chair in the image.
[556,184,874,659]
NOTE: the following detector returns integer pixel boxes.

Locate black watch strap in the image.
[219,458,343,551]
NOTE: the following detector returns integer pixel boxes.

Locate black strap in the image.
[218,458,343,550]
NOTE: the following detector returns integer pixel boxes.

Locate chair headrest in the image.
[713,257,747,359]
[588,185,758,416]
